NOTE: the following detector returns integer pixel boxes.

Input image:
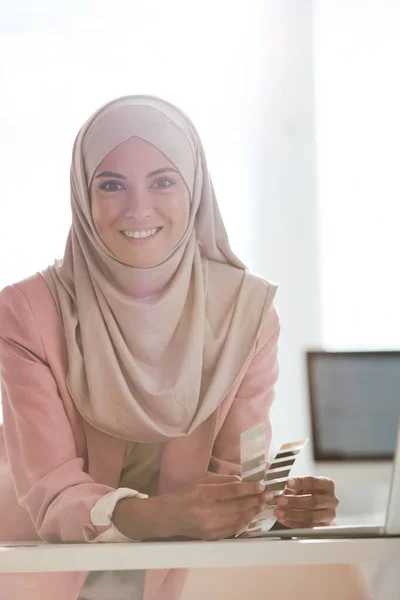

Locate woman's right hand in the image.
[113,473,273,541]
[161,473,273,540]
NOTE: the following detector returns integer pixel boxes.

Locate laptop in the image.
[307,350,400,461]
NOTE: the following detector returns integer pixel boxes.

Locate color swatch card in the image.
[237,425,308,537]
[240,423,267,482]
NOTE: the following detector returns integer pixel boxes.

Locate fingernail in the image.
[286,478,296,488]
[258,481,266,491]
[263,491,274,501]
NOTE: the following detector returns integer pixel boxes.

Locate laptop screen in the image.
[307,351,400,460]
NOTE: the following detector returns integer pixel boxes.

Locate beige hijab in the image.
[41,95,276,442]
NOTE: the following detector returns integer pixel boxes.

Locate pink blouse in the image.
[0,272,280,600]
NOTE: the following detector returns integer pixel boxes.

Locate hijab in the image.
[41,95,276,442]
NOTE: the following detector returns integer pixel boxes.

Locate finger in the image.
[220,490,274,515]
[235,505,265,531]
[274,507,336,527]
[276,493,339,511]
[214,480,266,501]
[286,476,335,496]
[199,473,242,485]
[202,506,261,541]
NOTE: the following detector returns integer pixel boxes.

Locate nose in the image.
[124,186,153,220]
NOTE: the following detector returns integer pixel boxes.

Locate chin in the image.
[119,252,159,268]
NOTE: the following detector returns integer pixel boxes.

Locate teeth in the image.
[122,228,158,239]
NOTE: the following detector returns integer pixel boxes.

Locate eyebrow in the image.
[95,167,179,179]
[95,171,127,179]
[147,167,179,177]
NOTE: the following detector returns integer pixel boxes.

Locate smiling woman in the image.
[91,137,190,268]
[0,95,281,600]
[0,95,368,600]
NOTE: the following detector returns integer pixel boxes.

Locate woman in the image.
[0,96,358,600]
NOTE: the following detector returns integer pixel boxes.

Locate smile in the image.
[121,228,162,240]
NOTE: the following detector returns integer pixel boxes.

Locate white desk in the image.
[0,537,399,573]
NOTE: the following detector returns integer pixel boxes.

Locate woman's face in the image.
[91,136,190,267]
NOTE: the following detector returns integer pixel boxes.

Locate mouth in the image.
[120,227,163,242]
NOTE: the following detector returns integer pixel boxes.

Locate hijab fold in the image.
[41,96,276,442]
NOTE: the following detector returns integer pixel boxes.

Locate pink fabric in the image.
[0,273,279,600]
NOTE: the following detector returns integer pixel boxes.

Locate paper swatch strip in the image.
[236,426,308,537]
[240,424,266,483]
[264,440,307,503]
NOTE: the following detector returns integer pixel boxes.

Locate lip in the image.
[120,227,163,243]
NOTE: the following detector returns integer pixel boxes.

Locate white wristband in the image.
[84,487,148,543]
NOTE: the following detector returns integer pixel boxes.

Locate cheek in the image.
[91,197,119,234]
[164,192,190,230]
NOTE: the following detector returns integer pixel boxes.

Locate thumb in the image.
[286,476,318,495]
[285,478,299,492]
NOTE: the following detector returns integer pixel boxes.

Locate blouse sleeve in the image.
[0,284,144,543]
[208,303,280,476]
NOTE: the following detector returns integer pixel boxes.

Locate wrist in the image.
[112,495,174,540]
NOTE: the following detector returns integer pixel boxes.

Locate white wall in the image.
[314,0,400,350]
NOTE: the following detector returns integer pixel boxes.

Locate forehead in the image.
[96,137,176,175]
[95,137,176,173]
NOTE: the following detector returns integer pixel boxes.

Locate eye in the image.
[151,178,175,190]
[99,180,125,192]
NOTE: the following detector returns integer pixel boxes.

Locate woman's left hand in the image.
[273,476,339,528]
